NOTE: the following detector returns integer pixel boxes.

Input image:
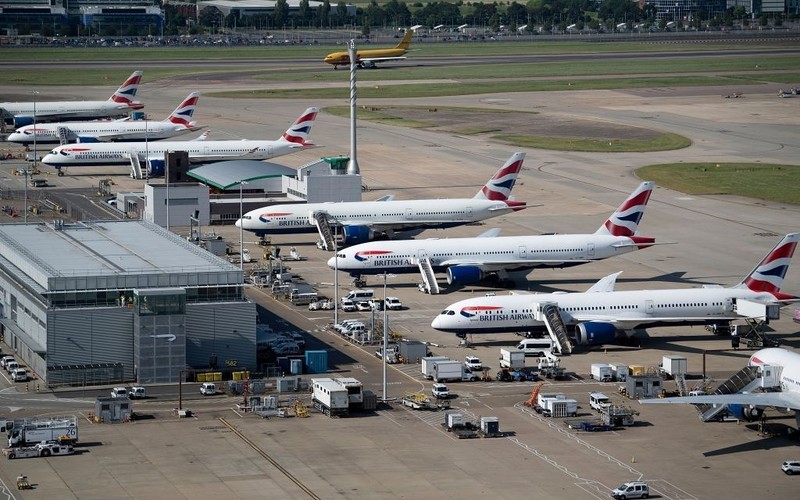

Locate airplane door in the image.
[518,246,527,259]
[725,298,733,312]
[587,243,595,258]
[645,300,654,315]
[466,207,473,221]
[405,208,413,220]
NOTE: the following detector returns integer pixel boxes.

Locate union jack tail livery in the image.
[278,107,319,147]
[473,152,525,205]
[595,181,654,237]
[108,71,144,110]
[737,232,800,300]
[167,92,201,128]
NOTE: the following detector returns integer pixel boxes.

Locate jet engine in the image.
[573,322,618,346]
[446,266,485,286]
[727,404,763,422]
[341,225,375,245]
[146,159,166,177]
[13,116,34,128]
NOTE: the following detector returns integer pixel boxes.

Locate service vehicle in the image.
[516,337,559,356]
[129,386,146,399]
[499,348,525,370]
[11,368,27,382]
[432,360,478,383]
[368,298,384,311]
[660,354,687,379]
[200,382,217,395]
[311,378,350,416]
[610,481,649,499]
[464,355,482,371]
[431,383,450,399]
[8,416,78,447]
[0,355,14,369]
[341,299,357,312]
[590,363,613,382]
[375,346,398,364]
[272,341,300,355]
[385,297,403,310]
[421,356,450,380]
[4,442,75,459]
[342,289,375,302]
[589,392,611,412]
[356,301,372,311]
[111,387,128,398]
[4,360,19,373]
[782,460,800,475]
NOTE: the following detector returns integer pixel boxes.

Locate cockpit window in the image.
[440,309,455,315]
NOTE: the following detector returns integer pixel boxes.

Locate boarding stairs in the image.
[538,303,573,355]
[311,210,336,251]
[675,373,688,396]
[696,366,760,422]
[57,127,69,145]
[416,254,439,294]
[128,154,143,180]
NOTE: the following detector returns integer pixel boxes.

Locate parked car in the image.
[11,368,28,382]
[341,299,357,312]
[782,460,800,475]
[385,297,403,310]
[432,383,450,399]
[200,382,217,395]
[356,301,372,311]
[464,355,482,371]
[610,481,649,499]
[111,387,128,398]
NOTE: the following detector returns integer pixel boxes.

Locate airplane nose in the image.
[430,316,442,329]
[234,219,241,228]
[326,256,337,269]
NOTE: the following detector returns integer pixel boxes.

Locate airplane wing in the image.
[478,228,502,238]
[640,392,800,412]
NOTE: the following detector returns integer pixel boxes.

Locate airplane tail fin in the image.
[165,92,200,128]
[595,181,654,237]
[108,71,144,109]
[277,107,318,146]
[473,152,525,205]
[396,29,414,50]
[736,233,800,299]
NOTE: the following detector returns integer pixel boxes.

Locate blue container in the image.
[290,358,303,375]
[304,350,328,374]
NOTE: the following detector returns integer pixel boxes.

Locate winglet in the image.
[278,107,318,146]
[736,233,800,300]
[595,181,654,237]
[109,70,144,110]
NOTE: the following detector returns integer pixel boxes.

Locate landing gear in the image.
[352,276,366,288]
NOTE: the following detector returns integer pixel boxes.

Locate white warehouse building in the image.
[0,220,255,387]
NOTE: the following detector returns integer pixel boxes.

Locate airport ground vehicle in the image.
[11,368,27,382]
[200,382,217,395]
[375,346,398,363]
[312,378,350,416]
[432,360,478,383]
[309,299,334,311]
[8,416,78,447]
[421,356,450,379]
[540,397,578,417]
[385,297,403,310]
[341,299,357,312]
[590,392,611,412]
[356,301,372,311]
[464,355,482,371]
[499,349,525,369]
[4,442,75,459]
[610,481,649,499]
[591,363,613,382]
[129,386,146,399]
[111,387,128,398]
[516,338,559,356]
[432,383,450,399]
[781,460,800,475]
[0,355,14,369]
[659,354,687,379]
[4,360,19,373]
[342,289,375,303]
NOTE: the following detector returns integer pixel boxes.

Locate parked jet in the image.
[236,152,527,246]
[0,71,144,127]
[324,29,414,69]
[7,92,202,145]
[327,182,656,288]
[432,233,799,346]
[641,348,800,428]
[40,107,318,175]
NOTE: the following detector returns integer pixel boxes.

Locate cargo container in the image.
[398,340,427,364]
[305,350,328,374]
[432,360,465,383]
[660,355,687,379]
[311,378,350,417]
[541,397,578,417]
[629,364,646,377]
[611,364,629,382]
[421,356,450,380]
[590,363,613,382]
[500,348,525,370]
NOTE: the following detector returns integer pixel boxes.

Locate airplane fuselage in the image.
[749,348,800,395]
[41,140,296,167]
[432,287,778,335]
[330,233,652,276]
[237,198,523,236]
[1,100,143,122]
[324,47,406,66]
[8,123,197,145]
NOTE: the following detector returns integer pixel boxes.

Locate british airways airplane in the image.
[40,107,317,175]
[7,92,202,145]
[1,71,144,127]
[642,348,800,428]
[327,181,655,288]
[432,233,799,345]
[236,152,528,247]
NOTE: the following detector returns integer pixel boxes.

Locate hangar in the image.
[0,219,255,387]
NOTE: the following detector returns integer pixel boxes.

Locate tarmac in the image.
[1,67,800,499]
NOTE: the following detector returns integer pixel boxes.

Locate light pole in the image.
[31,90,38,172]
[333,224,339,325]
[381,272,396,402]
[239,180,247,271]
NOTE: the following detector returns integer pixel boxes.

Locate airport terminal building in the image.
[0,220,255,386]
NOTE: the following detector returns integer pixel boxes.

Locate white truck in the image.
[4,442,75,459]
[500,348,525,370]
[129,386,146,399]
[432,360,478,383]
[660,355,688,379]
[7,416,78,447]
[540,396,578,417]
[590,363,613,382]
[375,345,399,364]
[421,356,450,380]
[311,378,350,416]
[200,382,217,396]
[589,392,611,411]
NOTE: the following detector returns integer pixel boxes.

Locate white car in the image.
[782,460,800,475]
[464,355,482,371]
[341,299,357,312]
[610,481,649,499]
[432,383,450,399]
[111,387,128,398]
[11,368,28,382]
[200,382,217,396]
[356,301,372,311]
[385,297,403,310]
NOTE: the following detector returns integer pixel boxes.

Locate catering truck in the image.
[421,356,450,380]
[432,360,478,383]
[7,416,78,447]
[311,378,350,417]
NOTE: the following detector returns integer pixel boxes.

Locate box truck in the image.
[590,363,613,382]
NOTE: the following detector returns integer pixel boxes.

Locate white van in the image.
[11,368,27,382]
[516,338,559,356]
[342,289,375,303]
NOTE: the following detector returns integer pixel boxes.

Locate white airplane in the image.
[327,182,657,288]
[641,348,800,428]
[0,71,144,127]
[431,233,800,346]
[7,92,202,145]
[40,107,318,176]
[236,152,528,246]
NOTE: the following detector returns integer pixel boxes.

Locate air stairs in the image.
[536,303,573,355]
[128,155,143,180]
[57,127,69,145]
[311,210,336,251]
[416,254,439,294]
[675,373,688,396]
[696,366,761,422]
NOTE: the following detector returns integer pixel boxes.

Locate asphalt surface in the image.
[1,49,800,499]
